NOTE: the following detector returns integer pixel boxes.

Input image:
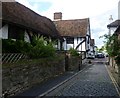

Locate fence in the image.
[1,51,86,64]
[2,53,27,64]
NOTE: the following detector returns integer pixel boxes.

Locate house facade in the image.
[0,2,61,44]
[107,1,120,36]
[107,19,120,36]
[53,12,91,58]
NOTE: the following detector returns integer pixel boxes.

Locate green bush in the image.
[2,39,32,53]
[2,36,56,58]
[68,48,79,56]
[2,39,16,53]
[115,53,120,65]
[28,36,56,59]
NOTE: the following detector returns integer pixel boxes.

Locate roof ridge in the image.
[54,18,89,21]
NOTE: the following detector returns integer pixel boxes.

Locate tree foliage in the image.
[101,34,120,65]
[29,36,56,58]
[68,48,80,56]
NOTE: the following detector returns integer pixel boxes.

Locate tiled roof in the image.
[90,39,95,46]
[1,2,61,39]
[107,20,120,28]
[54,18,90,37]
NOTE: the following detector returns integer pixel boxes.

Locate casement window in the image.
[66,37,74,44]
[80,37,82,41]
[8,25,24,40]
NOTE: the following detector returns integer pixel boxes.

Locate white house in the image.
[0,2,61,43]
[107,1,120,35]
[53,12,91,58]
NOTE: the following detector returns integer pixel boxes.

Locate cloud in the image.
[16,0,40,13]
[40,0,119,20]
[16,0,119,48]
[90,7,118,48]
[16,0,119,20]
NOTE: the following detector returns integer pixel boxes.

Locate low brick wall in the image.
[2,57,65,97]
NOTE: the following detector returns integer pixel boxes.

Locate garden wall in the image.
[2,57,65,97]
[68,56,81,71]
[2,53,82,97]
[109,57,118,73]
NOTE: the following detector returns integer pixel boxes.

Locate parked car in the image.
[87,53,95,59]
[96,53,105,58]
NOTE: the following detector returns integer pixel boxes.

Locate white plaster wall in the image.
[63,37,86,51]
[24,30,30,43]
[109,27,117,35]
[57,39,61,50]
[0,25,8,39]
[63,38,67,50]
[74,38,81,49]
[74,37,85,51]
[74,38,77,49]
[81,42,85,51]
[66,44,73,50]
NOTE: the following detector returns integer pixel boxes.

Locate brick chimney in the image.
[54,12,62,21]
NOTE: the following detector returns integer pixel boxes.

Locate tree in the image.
[100,34,120,64]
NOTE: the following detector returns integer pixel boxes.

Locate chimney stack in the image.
[54,12,62,21]
[118,0,120,19]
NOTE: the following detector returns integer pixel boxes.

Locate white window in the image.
[0,25,8,39]
[24,31,30,43]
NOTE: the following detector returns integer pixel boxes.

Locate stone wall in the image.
[2,57,65,97]
[2,53,82,97]
[109,57,119,73]
[68,56,81,71]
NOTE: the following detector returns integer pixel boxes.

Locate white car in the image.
[87,54,95,59]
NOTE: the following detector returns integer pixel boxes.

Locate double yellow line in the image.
[105,64,120,96]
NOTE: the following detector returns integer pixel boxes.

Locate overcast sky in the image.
[16,0,119,48]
